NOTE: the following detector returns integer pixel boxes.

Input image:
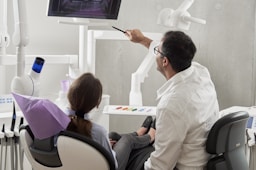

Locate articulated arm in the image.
[12,0,29,76]
[129,39,160,106]
[11,0,44,96]
[129,51,155,106]
[157,0,206,30]
[0,0,10,55]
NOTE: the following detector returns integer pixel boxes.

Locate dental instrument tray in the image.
[103,105,156,116]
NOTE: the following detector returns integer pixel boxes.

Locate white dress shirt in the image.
[144,43,219,170]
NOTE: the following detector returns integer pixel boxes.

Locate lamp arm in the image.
[182,14,206,25]
[134,52,155,83]
[129,51,155,106]
[157,0,206,30]
[177,0,194,12]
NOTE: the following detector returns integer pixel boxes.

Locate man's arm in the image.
[125,29,153,49]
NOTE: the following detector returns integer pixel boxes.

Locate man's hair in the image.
[161,31,196,72]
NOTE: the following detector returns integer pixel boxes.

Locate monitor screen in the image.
[47,0,122,20]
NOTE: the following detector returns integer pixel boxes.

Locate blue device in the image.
[32,57,45,73]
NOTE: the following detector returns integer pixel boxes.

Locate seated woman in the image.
[65,72,156,170]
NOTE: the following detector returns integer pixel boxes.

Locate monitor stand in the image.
[58,18,109,75]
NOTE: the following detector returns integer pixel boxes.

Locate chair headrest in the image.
[13,93,70,140]
[20,125,62,167]
[58,130,116,170]
[206,111,249,154]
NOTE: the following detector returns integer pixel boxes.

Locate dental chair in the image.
[206,111,249,170]
[19,125,116,170]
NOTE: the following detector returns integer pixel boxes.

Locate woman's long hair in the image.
[66,73,103,138]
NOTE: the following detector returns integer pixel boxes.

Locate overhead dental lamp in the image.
[157,0,206,30]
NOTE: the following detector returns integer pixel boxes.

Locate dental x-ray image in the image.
[47,0,122,19]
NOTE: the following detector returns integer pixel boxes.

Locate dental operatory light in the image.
[157,0,206,30]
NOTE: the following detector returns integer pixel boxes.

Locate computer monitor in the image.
[47,0,122,20]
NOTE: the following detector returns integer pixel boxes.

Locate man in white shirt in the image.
[125,30,219,170]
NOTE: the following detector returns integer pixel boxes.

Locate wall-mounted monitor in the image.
[47,0,122,20]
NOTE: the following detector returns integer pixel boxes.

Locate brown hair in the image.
[66,73,103,138]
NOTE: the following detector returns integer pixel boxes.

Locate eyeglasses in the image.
[154,46,165,57]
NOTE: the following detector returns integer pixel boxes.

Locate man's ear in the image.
[162,56,169,67]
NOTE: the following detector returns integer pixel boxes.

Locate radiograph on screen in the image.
[48,0,121,19]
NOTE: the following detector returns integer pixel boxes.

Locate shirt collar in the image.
[156,63,194,100]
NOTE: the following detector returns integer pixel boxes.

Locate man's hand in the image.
[125,29,145,43]
[109,139,117,148]
[125,29,153,48]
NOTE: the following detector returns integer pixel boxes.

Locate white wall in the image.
[2,0,256,133]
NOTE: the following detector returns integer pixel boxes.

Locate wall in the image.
[3,0,256,133]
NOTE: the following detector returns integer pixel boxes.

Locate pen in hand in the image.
[112,26,126,33]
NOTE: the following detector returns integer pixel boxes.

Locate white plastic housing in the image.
[0,0,10,55]
[129,49,156,106]
[11,69,41,96]
[157,0,206,30]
